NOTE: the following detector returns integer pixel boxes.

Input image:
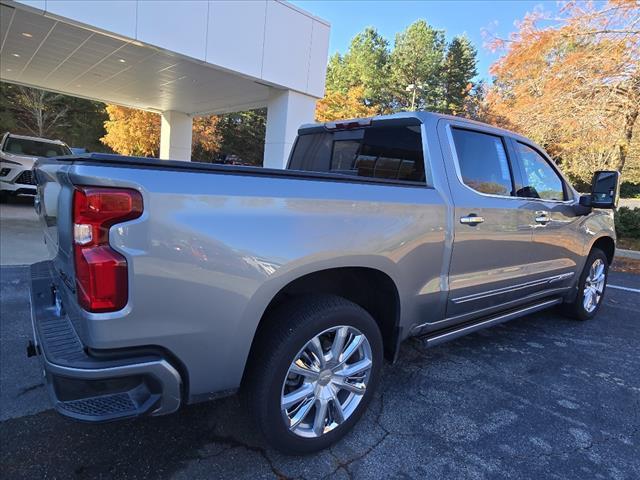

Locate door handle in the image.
[460,214,485,225]
[535,211,550,224]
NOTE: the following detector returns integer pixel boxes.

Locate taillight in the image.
[73,187,142,312]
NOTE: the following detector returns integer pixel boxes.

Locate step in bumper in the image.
[29,261,182,422]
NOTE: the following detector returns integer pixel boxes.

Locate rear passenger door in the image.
[437,120,538,322]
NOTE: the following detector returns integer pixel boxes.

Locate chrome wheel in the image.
[281,325,373,438]
[583,258,606,313]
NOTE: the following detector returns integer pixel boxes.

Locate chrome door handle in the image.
[535,211,550,224]
[460,215,485,225]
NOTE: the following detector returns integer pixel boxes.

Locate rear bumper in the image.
[29,261,182,422]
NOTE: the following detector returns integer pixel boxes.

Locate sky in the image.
[291,0,559,81]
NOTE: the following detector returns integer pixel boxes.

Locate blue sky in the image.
[291,0,557,81]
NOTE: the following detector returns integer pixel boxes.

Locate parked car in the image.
[28,112,619,454]
[0,132,71,198]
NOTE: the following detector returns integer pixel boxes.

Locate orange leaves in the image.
[486,0,639,181]
[100,106,223,160]
[192,115,221,155]
[315,86,380,122]
[100,105,160,157]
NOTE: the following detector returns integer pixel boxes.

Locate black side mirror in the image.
[573,194,593,216]
[590,170,620,209]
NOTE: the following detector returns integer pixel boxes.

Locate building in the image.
[0,0,330,166]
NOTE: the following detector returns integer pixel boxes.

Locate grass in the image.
[617,237,640,251]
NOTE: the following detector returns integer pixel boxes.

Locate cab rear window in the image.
[288,125,425,183]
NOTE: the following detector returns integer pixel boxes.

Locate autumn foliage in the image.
[101,105,160,157]
[316,86,379,122]
[485,0,639,183]
[101,106,223,158]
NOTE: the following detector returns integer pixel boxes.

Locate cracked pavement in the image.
[1,265,639,479]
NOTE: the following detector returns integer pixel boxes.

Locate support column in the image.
[160,110,193,161]
[264,89,317,169]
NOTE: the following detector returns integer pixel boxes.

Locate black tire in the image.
[244,294,383,454]
[0,191,9,203]
[562,247,609,321]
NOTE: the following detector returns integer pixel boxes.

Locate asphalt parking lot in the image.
[1,201,639,479]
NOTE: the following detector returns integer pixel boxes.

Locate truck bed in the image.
[34,152,449,403]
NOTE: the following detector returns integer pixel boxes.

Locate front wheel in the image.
[245,295,383,454]
[563,247,609,320]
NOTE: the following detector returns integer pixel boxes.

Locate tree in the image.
[216,109,266,166]
[318,22,481,121]
[3,84,69,137]
[316,86,379,122]
[101,104,267,164]
[101,105,160,157]
[389,20,447,111]
[443,35,478,114]
[486,0,639,182]
[192,115,221,162]
[0,82,108,150]
[325,27,390,108]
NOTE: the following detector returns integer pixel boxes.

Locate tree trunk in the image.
[616,107,638,173]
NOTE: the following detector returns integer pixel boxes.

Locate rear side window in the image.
[515,143,566,201]
[451,128,513,196]
[288,125,425,183]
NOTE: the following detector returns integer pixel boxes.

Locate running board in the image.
[420,298,562,348]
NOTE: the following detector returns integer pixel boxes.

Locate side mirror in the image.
[573,194,592,216]
[590,170,620,209]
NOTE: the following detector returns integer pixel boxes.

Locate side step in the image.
[420,298,562,347]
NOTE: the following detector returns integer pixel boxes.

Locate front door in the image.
[437,121,538,323]
[509,140,584,289]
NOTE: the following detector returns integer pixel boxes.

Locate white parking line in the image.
[608,284,640,293]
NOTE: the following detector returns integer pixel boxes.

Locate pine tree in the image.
[389,20,446,112]
[325,27,390,109]
[443,35,478,115]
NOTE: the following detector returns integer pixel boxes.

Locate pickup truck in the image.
[29,112,619,454]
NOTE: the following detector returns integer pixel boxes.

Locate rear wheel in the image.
[245,295,383,454]
[563,248,609,320]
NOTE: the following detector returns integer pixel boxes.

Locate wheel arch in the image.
[590,235,615,265]
[242,266,402,386]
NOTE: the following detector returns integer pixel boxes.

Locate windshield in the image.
[3,137,71,157]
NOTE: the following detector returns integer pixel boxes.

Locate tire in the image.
[244,295,383,454]
[562,247,609,321]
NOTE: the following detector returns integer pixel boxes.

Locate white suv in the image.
[0,133,72,198]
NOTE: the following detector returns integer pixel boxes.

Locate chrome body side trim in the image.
[450,272,574,304]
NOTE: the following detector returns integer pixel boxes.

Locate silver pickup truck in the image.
[29,112,619,454]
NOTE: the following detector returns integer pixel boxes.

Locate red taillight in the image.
[73,187,142,312]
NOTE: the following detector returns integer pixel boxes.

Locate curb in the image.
[616,249,640,260]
